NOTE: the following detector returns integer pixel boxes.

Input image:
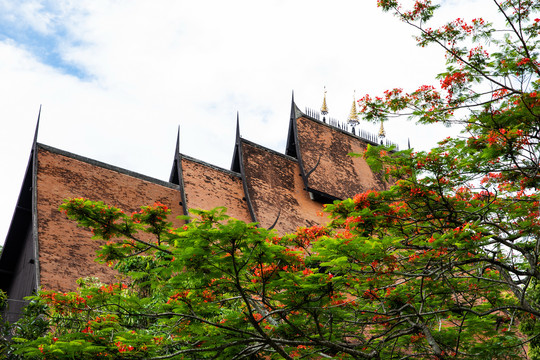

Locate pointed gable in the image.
[0,150,37,322]
[240,140,325,234]
[291,113,387,200]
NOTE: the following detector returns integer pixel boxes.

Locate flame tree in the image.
[8,0,540,359]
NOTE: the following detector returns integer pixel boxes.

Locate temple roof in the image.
[1,94,395,321]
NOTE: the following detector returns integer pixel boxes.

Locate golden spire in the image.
[321,86,329,115]
[378,120,386,138]
[347,91,359,126]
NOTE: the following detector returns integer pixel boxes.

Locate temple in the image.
[0,94,397,322]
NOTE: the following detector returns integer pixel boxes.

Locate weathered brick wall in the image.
[36,146,184,292]
[181,158,251,222]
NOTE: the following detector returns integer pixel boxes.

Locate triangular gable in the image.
[0,111,40,322]
[287,101,388,201]
[240,139,326,234]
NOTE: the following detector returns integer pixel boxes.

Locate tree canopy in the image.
[6,0,540,359]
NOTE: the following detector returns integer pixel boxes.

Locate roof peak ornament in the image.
[347,90,359,128]
[378,120,386,144]
[320,86,329,123]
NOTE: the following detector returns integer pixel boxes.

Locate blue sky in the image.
[0,0,497,246]
[0,1,87,77]
[0,29,87,79]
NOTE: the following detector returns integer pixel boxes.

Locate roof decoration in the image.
[378,120,386,139]
[320,87,329,119]
[347,91,359,127]
[296,107,400,150]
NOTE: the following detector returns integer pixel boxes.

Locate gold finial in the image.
[347,91,359,126]
[378,120,386,138]
[321,87,329,115]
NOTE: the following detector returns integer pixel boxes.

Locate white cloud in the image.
[0,0,508,246]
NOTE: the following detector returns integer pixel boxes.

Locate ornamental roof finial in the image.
[347,90,359,127]
[378,120,386,139]
[321,86,329,116]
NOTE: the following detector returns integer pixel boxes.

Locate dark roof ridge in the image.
[37,143,180,191]
[240,138,298,163]
[181,154,242,177]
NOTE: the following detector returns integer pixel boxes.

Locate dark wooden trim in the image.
[232,116,258,224]
[170,128,189,217]
[32,137,40,290]
[289,100,311,191]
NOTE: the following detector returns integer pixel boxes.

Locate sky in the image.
[0,0,500,246]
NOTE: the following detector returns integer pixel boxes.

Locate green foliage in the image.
[5,193,530,358]
[520,280,540,360]
[1,289,49,360]
[0,289,8,358]
[7,0,540,358]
